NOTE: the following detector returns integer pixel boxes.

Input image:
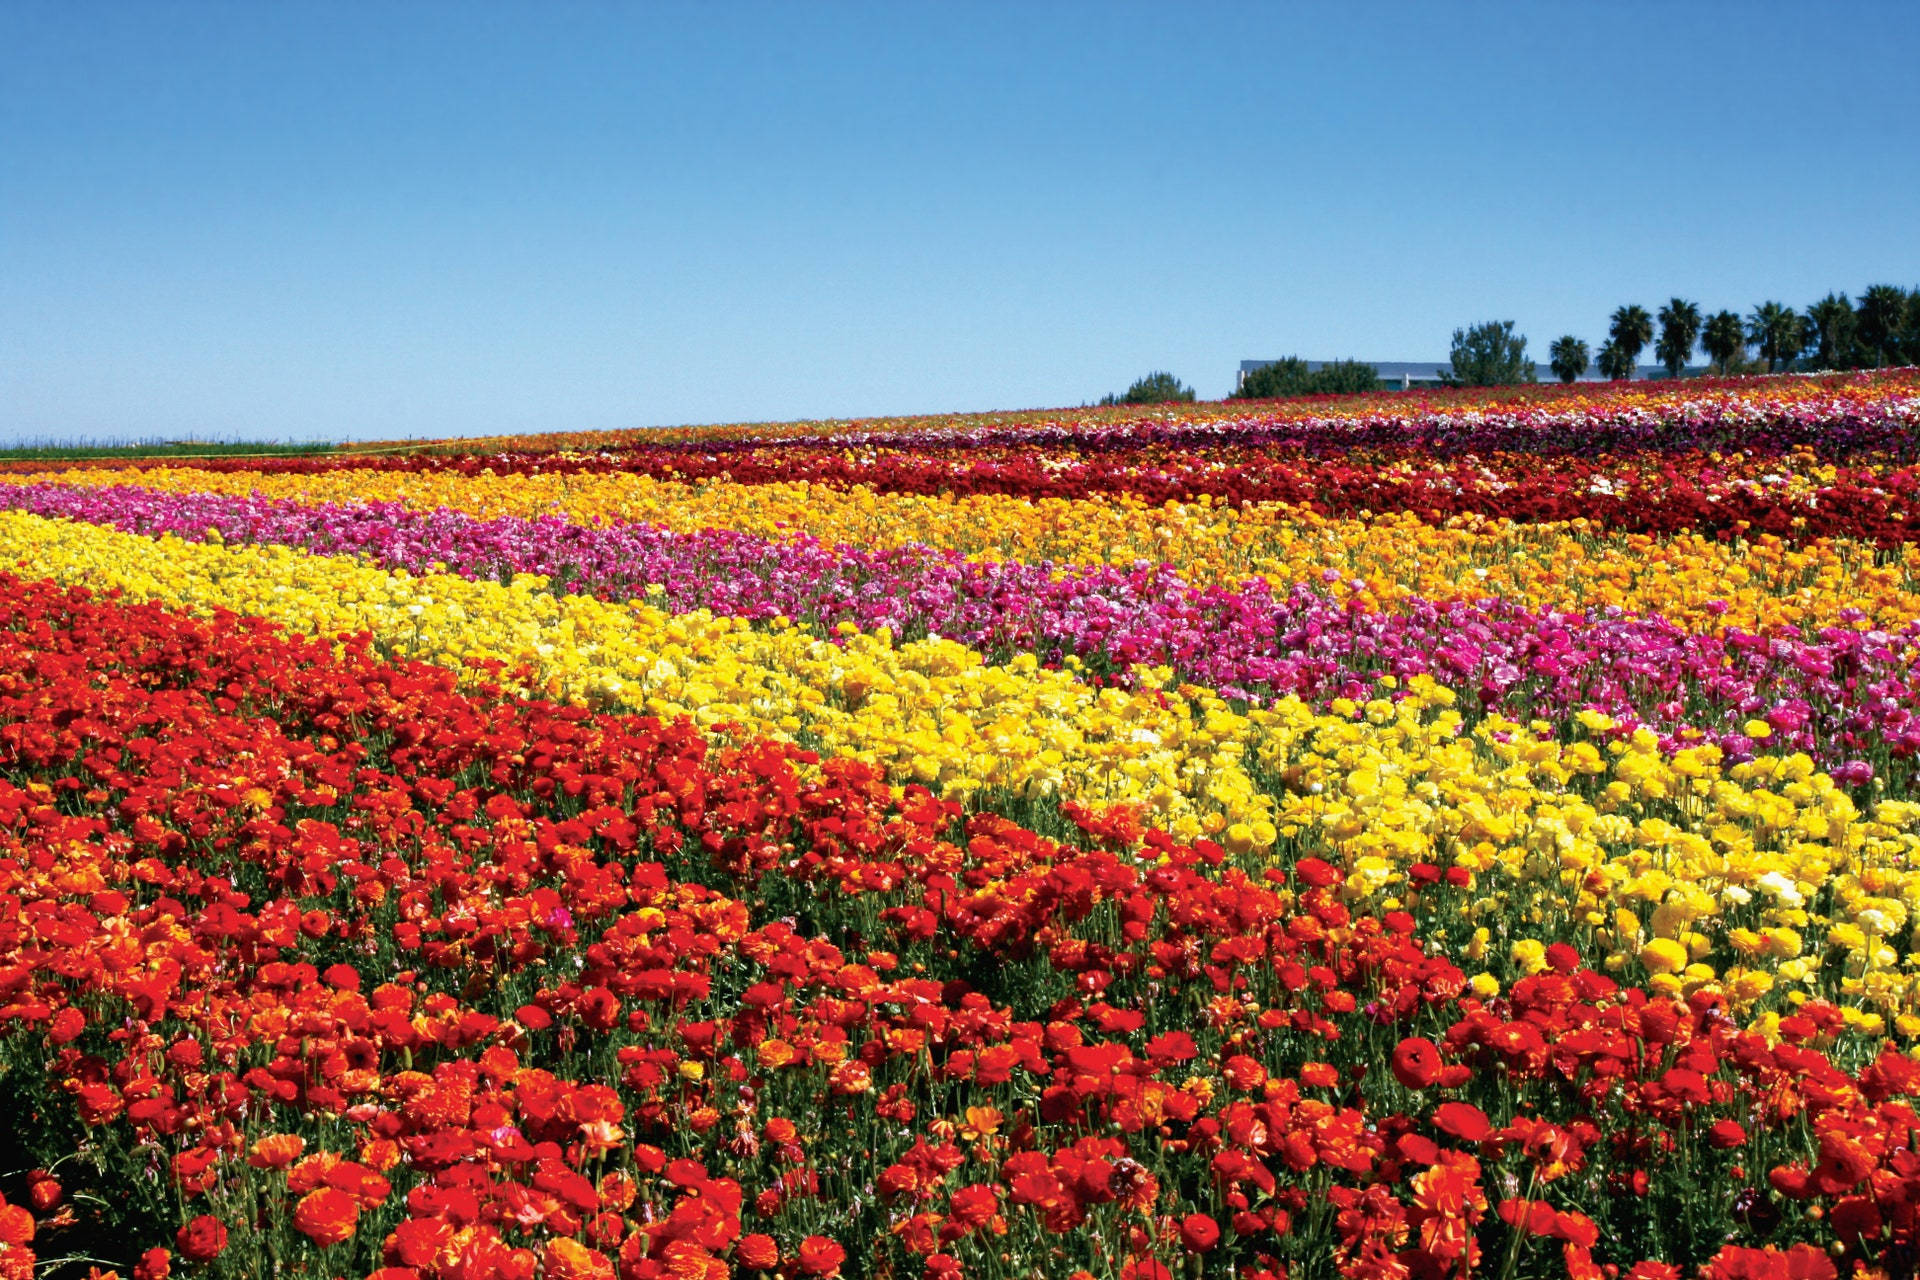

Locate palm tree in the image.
[1804,293,1858,370]
[1548,336,1590,383]
[1701,310,1747,375]
[1608,305,1654,378]
[1595,339,1633,381]
[1654,299,1702,378]
[1858,285,1911,367]
[1747,302,1804,373]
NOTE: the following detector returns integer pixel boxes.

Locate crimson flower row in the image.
[0,576,1912,1279]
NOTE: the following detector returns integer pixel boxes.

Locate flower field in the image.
[2,371,1920,1279]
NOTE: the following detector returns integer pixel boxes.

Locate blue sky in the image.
[4,2,1918,443]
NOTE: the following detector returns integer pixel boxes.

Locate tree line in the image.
[1477,285,1920,388]
[1103,284,1919,403]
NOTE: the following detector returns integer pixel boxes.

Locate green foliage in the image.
[1311,359,1386,394]
[1234,357,1314,399]
[1804,293,1859,370]
[1857,285,1914,368]
[1438,321,1535,387]
[1608,305,1655,375]
[1101,370,1197,406]
[1595,339,1634,381]
[1701,310,1749,375]
[1548,336,1589,383]
[1747,301,1805,373]
[1655,299,1702,377]
[1235,357,1384,399]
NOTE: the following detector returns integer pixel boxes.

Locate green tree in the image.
[1234,358,1314,399]
[1103,371,1196,406]
[1309,360,1384,394]
[1608,305,1655,377]
[1438,321,1535,387]
[1235,358,1384,399]
[1595,339,1634,381]
[1548,335,1590,383]
[1857,285,1912,367]
[1701,310,1748,375]
[1747,302,1804,373]
[1654,298,1702,378]
[1804,292,1859,369]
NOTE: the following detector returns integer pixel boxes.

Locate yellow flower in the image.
[1639,938,1689,975]
[1510,939,1548,975]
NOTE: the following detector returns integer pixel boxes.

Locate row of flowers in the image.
[34,368,1908,460]
[118,446,1920,546]
[9,465,1920,636]
[0,509,1916,1038]
[0,574,1916,1278]
[1,482,1916,793]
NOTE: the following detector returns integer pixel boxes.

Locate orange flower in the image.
[736,1234,779,1268]
[960,1105,1002,1142]
[246,1133,305,1170]
[797,1235,847,1277]
[292,1185,359,1248]
[755,1038,798,1069]
[542,1238,616,1280]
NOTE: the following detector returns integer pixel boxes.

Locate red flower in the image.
[797,1235,847,1276]
[174,1215,226,1261]
[1432,1101,1491,1142]
[1222,1055,1267,1091]
[948,1183,1000,1229]
[1496,1197,1558,1236]
[1700,1243,1837,1280]
[736,1234,779,1268]
[47,1007,84,1044]
[1299,1061,1340,1089]
[1391,1037,1443,1089]
[1178,1212,1221,1253]
[1294,858,1340,887]
[1707,1120,1747,1149]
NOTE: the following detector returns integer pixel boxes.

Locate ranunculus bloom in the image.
[293,1186,360,1247]
[48,1006,85,1044]
[1221,1054,1267,1091]
[1433,1101,1491,1142]
[736,1234,780,1268]
[0,1203,33,1247]
[542,1238,616,1280]
[1707,1119,1748,1149]
[174,1214,226,1261]
[1700,1243,1836,1280]
[797,1235,847,1276]
[247,1133,305,1169]
[1391,1037,1443,1089]
[1179,1212,1221,1252]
